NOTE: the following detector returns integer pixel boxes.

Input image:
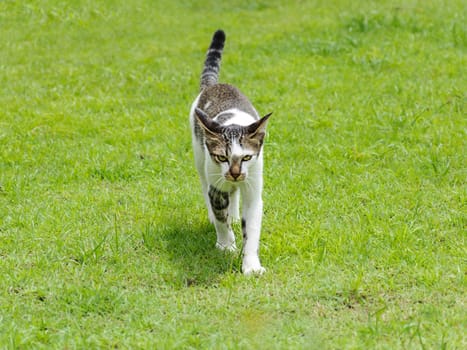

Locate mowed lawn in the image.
[0,0,465,348]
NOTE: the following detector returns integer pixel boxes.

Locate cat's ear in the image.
[195,108,223,135]
[246,112,272,137]
[245,112,272,148]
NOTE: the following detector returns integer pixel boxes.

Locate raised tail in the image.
[200,30,225,91]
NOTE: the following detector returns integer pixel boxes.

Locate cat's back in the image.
[197,83,259,120]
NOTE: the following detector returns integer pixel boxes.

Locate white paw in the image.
[215,241,237,252]
[242,255,266,275]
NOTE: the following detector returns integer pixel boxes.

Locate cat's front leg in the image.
[202,183,216,224]
[241,191,265,275]
[208,186,237,251]
[227,188,240,223]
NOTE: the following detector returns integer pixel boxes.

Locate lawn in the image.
[0,0,465,348]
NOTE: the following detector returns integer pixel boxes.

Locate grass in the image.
[0,0,465,348]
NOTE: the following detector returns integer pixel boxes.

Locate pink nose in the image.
[229,163,241,180]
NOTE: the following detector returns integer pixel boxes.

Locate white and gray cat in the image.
[189,30,272,275]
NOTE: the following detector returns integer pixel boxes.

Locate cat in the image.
[189,29,272,275]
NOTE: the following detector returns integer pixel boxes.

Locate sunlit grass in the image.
[0,0,465,348]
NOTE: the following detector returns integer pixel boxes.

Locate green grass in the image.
[1,0,465,348]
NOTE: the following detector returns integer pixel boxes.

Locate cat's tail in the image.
[200,29,225,91]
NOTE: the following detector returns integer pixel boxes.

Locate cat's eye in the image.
[242,155,253,161]
[215,155,229,163]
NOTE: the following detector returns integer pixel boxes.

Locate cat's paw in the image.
[215,241,237,252]
[242,255,266,275]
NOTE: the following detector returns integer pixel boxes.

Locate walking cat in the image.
[189,30,272,275]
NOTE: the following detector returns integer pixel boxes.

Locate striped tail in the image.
[200,30,225,91]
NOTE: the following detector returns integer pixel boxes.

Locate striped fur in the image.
[200,30,225,91]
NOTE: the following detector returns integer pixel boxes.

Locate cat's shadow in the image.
[144,220,241,287]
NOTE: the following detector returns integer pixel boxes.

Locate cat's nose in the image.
[229,163,242,180]
[227,170,244,181]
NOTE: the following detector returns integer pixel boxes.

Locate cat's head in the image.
[195,108,271,182]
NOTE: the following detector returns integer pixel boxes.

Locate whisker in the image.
[212,177,225,189]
